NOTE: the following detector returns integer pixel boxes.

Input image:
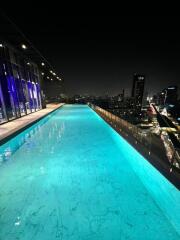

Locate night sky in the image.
[1,9,180,97]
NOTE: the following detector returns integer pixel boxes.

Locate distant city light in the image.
[56,77,62,81]
[21,44,27,49]
[0,44,3,47]
[161,108,168,116]
[41,62,45,66]
[50,70,53,73]
[147,96,153,101]
[138,76,144,80]
[27,62,30,65]
[53,72,56,76]
[41,72,44,75]
[47,76,50,79]
[51,78,53,81]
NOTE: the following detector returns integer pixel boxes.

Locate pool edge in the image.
[0,104,65,146]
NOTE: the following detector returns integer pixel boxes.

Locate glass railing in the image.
[89,103,180,171]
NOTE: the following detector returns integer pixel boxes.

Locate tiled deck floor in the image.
[0,103,64,142]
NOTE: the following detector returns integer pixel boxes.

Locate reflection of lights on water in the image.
[4,149,12,158]
[50,147,54,154]
[14,216,21,226]
[0,148,13,163]
[40,166,45,175]
[0,121,67,168]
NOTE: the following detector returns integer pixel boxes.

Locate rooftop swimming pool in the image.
[0,104,180,239]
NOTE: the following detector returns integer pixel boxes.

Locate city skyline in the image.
[1,10,180,96]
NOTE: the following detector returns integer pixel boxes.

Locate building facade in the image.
[0,43,42,124]
[162,86,178,105]
[131,73,145,109]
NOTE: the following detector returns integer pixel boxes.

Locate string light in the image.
[1,12,63,82]
[21,44,27,49]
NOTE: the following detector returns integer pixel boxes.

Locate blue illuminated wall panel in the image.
[0,44,43,124]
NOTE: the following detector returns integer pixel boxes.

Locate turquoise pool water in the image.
[0,104,180,240]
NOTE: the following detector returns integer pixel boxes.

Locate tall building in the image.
[161,86,178,105]
[131,73,145,109]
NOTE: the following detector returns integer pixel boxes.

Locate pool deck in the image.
[0,103,64,144]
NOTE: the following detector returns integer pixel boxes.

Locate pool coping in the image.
[0,103,65,146]
[90,105,180,190]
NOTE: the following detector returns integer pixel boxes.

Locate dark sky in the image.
[1,8,180,97]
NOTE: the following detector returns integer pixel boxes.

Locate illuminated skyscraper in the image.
[131,73,145,109]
